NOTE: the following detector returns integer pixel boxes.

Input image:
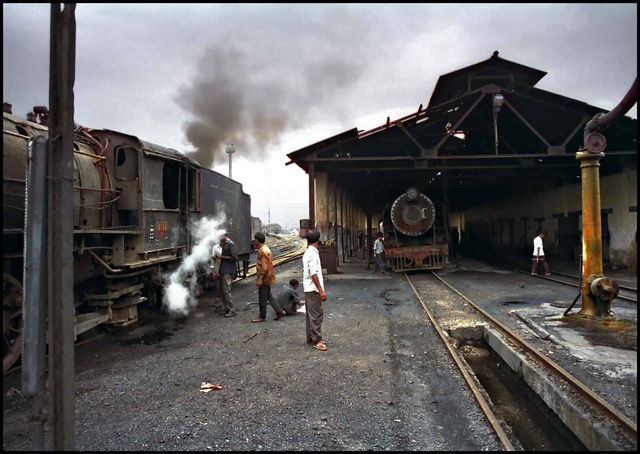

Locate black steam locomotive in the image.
[2,109,252,373]
[381,187,450,272]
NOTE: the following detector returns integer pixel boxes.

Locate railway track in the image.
[510,268,637,304]
[497,260,637,304]
[404,269,637,451]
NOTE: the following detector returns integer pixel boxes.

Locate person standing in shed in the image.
[531,232,551,276]
[302,229,328,351]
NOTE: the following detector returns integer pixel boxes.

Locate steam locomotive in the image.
[2,108,252,373]
[381,187,450,272]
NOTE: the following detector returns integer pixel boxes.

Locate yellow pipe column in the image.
[576,149,604,317]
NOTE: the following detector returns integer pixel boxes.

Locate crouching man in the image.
[277,278,305,315]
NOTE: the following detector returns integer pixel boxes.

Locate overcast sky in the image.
[3,3,637,229]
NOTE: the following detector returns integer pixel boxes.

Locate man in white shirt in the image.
[302,230,328,351]
[531,232,551,276]
[373,232,388,274]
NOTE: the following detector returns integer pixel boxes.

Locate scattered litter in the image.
[6,387,21,397]
[200,382,223,393]
[243,331,261,343]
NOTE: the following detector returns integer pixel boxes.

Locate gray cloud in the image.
[3,3,636,165]
[173,26,370,168]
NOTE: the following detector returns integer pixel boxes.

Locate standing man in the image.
[302,230,328,351]
[357,230,364,252]
[216,230,238,317]
[531,232,551,276]
[209,237,224,313]
[373,232,388,274]
[251,232,286,323]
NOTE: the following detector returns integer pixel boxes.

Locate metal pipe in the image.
[103,267,150,279]
[87,249,125,273]
[584,77,637,142]
[564,254,583,316]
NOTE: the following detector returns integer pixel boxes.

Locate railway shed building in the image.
[286,51,637,271]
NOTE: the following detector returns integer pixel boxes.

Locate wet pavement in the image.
[2,253,636,451]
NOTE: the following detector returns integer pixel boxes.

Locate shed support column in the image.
[328,180,336,243]
[315,171,330,241]
[366,205,373,269]
[308,163,315,228]
[336,187,344,262]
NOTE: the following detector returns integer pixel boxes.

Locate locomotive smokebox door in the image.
[390,189,436,236]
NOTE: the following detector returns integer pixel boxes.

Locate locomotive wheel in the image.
[3,273,24,374]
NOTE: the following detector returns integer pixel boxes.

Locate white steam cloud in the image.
[162,215,227,317]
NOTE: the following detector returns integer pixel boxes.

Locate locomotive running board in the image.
[74,311,110,338]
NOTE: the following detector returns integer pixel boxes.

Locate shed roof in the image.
[286,52,637,211]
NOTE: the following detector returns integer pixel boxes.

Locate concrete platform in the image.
[327,253,637,450]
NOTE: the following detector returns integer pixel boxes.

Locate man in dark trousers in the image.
[302,230,328,351]
[251,232,286,323]
[216,230,238,317]
[277,278,304,315]
[531,232,551,276]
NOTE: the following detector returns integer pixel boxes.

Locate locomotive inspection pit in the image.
[3,254,636,451]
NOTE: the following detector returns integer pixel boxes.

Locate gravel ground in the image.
[3,258,502,451]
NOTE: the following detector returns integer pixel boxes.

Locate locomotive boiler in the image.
[381,187,450,272]
[2,109,252,373]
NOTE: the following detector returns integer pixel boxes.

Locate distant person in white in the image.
[373,232,388,274]
[531,232,551,276]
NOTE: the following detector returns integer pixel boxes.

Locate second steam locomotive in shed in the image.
[2,108,252,373]
[382,187,450,272]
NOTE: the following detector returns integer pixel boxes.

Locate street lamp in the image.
[225,143,235,179]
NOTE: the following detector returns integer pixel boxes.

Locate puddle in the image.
[121,329,173,346]
[558,315,637,351]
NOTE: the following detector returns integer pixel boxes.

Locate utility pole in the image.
[225,143,235,179]
[48,3,77,450]
[268,208,271,233]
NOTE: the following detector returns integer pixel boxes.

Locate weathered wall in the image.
[461,167,637,269]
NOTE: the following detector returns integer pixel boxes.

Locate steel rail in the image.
[547,270,637,292]
[428,270,638,438]
[404,273,516,451]
[240,240,306,280]
[513,268,637,303]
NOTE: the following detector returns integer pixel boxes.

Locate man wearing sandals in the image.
[302,230,328,351]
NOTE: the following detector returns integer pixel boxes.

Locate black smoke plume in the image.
[174,43,365,170]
